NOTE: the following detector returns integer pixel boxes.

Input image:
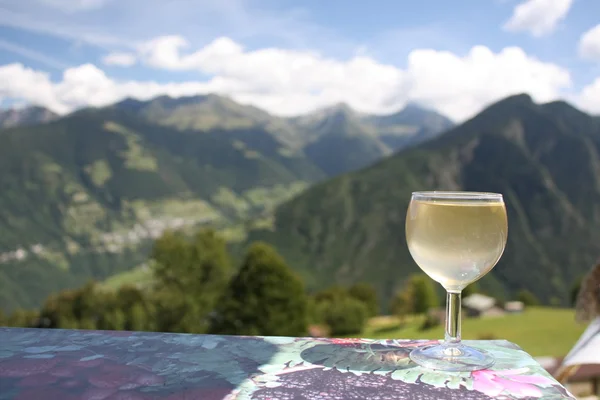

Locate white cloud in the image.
[0,64,64,112]
[579,24,600,61]
[131,36,571,120]
[403,46,571,120]
[102,52,137,67]
[0,38,574,122]
[138,36,193,70]
[0,63,222,114]
[503,0,573,37]
[577,78,600,115]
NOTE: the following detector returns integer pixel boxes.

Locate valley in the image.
[0,95,450,311]
[1,93,598,313]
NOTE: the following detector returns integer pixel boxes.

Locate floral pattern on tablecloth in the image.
[0,328,574,400]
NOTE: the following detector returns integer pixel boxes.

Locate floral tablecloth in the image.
[0,328,574,399]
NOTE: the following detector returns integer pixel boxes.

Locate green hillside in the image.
[0,107,322,310]
[248,94,600,307]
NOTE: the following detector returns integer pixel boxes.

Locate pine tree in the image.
[152,228,232,333]
[570,276,583,307]
[408,274,439,314]
[517,289,540,306]
[462,282,479,298]
[210,242,308,336]
[390,288,413,323]
[317,296,368,336]
[349,283,379,317]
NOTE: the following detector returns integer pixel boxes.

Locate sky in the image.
[0,0,600,122]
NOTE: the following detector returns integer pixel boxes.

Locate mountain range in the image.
[248,94,600,307]
[0,95,451,310]
[0,106,57,129]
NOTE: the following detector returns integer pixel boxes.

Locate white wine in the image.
[406,199,507,291]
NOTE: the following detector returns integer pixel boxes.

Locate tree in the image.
[349,283,379,317]
[549,297,562,307]
[5,309,39,328]
[209,242,308,336]
[31,229,233,335]
[420,311,442,331]
[517,289,540,306]
[390,275,438,322]
[408,275,439,314]
[151,228,232,333]
[317,296,368,336]
[390,288,413,323]
[306,297,321,325]
[40,284,96,329]
[110,310,127,330]
[462,282,479,298]
[313,286,348,304]
[128,304,148,332]
[71,281,103,323]
[36,280,159,332]
[570,276,583,307]
[311,285,371,335]
[115,285,155,332]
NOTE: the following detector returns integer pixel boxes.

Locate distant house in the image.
[504,301,525,314]
[425,307,446,325]
[462,294,505,318]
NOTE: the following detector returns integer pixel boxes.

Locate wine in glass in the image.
[405,191,508,371]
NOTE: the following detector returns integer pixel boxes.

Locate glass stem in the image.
[444,290,462,346]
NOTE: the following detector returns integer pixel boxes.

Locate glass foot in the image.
[409,343,494,372]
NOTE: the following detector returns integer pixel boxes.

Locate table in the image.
[0,328,574,399]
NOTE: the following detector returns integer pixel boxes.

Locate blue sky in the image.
[0,0,599,121]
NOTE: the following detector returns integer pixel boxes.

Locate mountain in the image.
[113,94,303,150]
[0,106,324,311]
[248,94,600,308]
[289,103,452,176]
[0,106,57,128]
[362,103,454,150]
[116,95,453,177]
[294,104,391,176]
[0,94,454,311]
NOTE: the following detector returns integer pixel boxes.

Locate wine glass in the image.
[405,191,508,372]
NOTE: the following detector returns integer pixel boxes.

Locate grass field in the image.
[101,265,153,290]
[356,307,586,357]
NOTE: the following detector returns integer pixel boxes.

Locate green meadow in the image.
[357,307,586,357]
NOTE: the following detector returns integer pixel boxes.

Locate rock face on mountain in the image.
[250,94,600,306]
[299,104,391,176]
[0,106,57,128]
[290,102,454,176]
[362,103,454,150]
